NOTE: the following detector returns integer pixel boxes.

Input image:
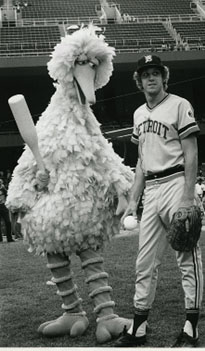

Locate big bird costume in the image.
[6,24,134,344]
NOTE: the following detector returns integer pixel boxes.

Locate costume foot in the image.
[96,316,132,344]
[38,312,89,337]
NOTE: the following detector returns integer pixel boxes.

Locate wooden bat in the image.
[8,94,45,172]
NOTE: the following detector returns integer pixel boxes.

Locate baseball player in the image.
[114,55,204,347]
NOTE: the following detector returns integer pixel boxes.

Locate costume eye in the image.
[77,60,88,65]
[89,62,96,69]
[89,58,99,69]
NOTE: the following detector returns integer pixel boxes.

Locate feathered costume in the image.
[6,24,134,343]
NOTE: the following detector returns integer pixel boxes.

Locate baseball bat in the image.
[8,94,45,172]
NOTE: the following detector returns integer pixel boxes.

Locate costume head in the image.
[47,24,116,105]
[133,54,170,91]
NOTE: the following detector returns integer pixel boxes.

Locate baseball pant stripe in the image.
[192,247,200,309]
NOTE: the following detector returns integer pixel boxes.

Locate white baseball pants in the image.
[134,174,203,311]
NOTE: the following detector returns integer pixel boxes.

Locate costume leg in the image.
[38,252,89,337]
[78,248,131,344]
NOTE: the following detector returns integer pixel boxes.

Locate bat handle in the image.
[32,146,46,172]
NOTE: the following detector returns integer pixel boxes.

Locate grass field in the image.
[0,227,205,348]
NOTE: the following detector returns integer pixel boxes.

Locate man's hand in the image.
[120,199,138,227]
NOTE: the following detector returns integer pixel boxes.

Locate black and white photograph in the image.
[0,0,205,349]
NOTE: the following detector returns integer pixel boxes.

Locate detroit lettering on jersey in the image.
[137,119,169,140]
[131,94,200,174]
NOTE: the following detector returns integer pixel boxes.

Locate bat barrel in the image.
[8,94,45,171]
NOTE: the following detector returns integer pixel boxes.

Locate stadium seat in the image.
[21,0,97,18]
[116,0,194,18]
[0,26,61,55]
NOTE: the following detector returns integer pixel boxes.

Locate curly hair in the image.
[133,66,170,91]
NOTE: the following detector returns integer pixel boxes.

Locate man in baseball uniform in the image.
[114,55,203,347]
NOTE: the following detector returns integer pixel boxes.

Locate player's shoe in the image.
[113,326,146,347]
[172,330,199,347]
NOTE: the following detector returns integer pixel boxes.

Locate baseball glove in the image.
[167,205,202,252]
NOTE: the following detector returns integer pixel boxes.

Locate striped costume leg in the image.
[38,252,89,337]
[78,248,131,344]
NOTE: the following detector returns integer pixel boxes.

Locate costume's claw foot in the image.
[96,316,132,344]
[38,312,89,337]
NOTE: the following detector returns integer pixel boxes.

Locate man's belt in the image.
[145,165,184,181]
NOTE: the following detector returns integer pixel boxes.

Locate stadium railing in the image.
[0,13,204,28]
[0,41,58,56]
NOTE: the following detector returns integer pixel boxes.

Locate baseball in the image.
[123,215,138,230]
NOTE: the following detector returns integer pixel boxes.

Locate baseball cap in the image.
[136,55,165,75]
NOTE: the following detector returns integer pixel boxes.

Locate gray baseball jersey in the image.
[131,93,199,174]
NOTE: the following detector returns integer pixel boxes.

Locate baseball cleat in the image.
[113,326,146,347]
[171,330,199,347]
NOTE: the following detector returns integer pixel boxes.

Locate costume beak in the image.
[73,63,96,105]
